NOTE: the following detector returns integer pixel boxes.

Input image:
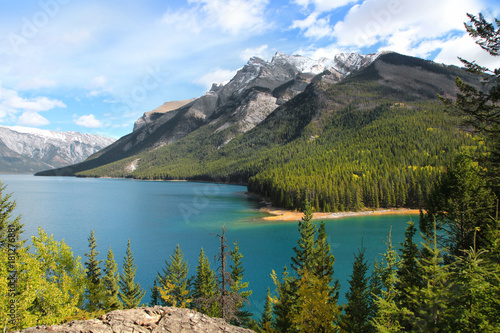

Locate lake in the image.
[0,174,419,316]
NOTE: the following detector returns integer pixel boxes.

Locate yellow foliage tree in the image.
[158,279,192,308]
[291,269,341,333]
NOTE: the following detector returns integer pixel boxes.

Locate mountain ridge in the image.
[0,126,115,173]
[36,52,481,212]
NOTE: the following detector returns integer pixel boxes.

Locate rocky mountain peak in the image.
[0,125,115,173]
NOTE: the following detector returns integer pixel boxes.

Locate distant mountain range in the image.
[36,51,481,211]
[0,126,115,174]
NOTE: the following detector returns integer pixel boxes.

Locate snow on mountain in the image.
[130,51,382,150]
[0,125,116,172]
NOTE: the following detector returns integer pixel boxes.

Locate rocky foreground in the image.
[15,307,256,333]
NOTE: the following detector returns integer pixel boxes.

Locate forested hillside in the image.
[40,53,481,212]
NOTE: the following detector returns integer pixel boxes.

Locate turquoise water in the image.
[0,174,419,316]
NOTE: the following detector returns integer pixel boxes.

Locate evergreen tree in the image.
[156,244,191,308]
[441,13,500,196]
[192,247,219,317]
[395,221,424,330]
[150,279,161,305]
[341,245,372,333]
[118,239,145,309]
[420,154,497,257]
[291,269,341,332]
[0,182,23,249]
[452,238,500,331]
[406,227,454,332]
[229,241,252,327]
[259,287,274,331]
[102,248,121,310]
[314,221,340,300]
[270,267,296,333]
[291,200,317,275]
[371,230,407,332]
[84,229,103,311]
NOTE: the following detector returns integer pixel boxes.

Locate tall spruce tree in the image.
[0,182,23,249]
[156,244,191,308]
[395,221,424,331]
[406,226,454,332]
[420,154,497,257]
[371,230,407,333]
[102,248,121,310]
[314,221,340,300]
[229,241,252,327]
[341,245,372,333]
[84,229,103,311]
[270,267,296,333]
[291,200,317,275]
[291,269,340,332]
[441,13,500,196]
[259,287,274,331]
[452,231,500,332]
[118,239,145,309]
[192,247,219,317]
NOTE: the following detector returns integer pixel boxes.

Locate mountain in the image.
[36,52,481,212]
[35,51,381,176]
[0,126,115,174]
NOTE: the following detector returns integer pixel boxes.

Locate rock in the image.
[14,306,256,333]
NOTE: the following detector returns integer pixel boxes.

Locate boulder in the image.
[15,306,256,333]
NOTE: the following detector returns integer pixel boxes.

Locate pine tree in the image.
[259,287,274,331]
[395,221,424,330]
[118,239,145,309]
[150,279,161,305]
[406,227,454,332]
[84,229,103,311]
[270,267,296,333]
[291,200,317,276]
[229,241,252,327]
[0,182,23,249]
[156,244,191,308]
[291,269,340,332]
[441,13,500,196]
[314,221,340,300]
[192,247,219,317]
[371,230,407,332]
[341,245,372,333]
[420,154,497,257]
[102,248,121,310]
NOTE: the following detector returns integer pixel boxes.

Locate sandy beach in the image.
[260,207,420,221]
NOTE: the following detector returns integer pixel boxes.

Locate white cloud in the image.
[291,12,334,39]
[434,34,500,69]
[18,111,50,126]
[188,0,270,35]
[194,68,237,90]
[240,45,271,61]
[17,78,57,90]
[0,83,65,124]
[74,114,103,128]
[293,0,359,12]
[332,0,484,50]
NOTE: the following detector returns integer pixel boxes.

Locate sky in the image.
[0,0,499,139]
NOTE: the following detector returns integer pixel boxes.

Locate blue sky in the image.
[0,0,499,139]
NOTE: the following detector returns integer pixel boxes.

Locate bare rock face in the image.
[15,306,256,333]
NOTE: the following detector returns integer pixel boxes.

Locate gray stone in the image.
[14,307,256,333]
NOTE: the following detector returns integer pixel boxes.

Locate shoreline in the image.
[259,207,420,221]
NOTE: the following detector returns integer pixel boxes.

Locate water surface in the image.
[1,174,419,315]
